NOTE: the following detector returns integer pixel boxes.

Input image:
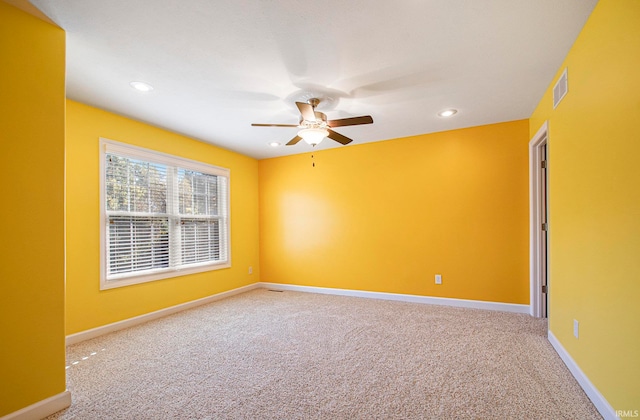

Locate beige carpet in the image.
[47,289,601,419]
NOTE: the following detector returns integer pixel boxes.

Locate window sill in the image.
[99,261,231,290]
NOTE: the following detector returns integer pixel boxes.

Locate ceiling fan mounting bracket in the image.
[285,90,340,112]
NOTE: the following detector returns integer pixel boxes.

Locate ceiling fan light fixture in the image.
[438,109,458,117]
[268,142,281,147]
[298,128,329,146]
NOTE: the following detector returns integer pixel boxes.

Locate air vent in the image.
[553,68,568,109]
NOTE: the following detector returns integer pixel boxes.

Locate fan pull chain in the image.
[311,154,315,168]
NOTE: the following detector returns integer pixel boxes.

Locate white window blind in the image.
[100,139,230,289]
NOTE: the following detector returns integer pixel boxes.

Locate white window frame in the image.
[99,138,230,290]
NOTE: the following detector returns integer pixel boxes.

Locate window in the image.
[100,139,230,289]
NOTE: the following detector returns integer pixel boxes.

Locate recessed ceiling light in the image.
[129,81,154,92]
[268,142,281,147]
[438,109,458,117]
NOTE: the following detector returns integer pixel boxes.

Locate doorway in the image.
[529,122,549,318]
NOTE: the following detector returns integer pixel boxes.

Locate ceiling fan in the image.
[251,98,373,146]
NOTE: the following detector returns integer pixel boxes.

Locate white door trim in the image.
[529,121,548,318]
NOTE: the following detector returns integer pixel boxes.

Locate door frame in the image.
[529,121,548,318]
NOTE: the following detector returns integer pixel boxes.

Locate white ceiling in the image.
[31,0,597,159]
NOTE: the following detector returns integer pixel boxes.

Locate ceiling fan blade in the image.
[251,123,299,127]
[286,135,303,146]
[296,102,316,121]
[327,129,353,145]
[327,115,373,127]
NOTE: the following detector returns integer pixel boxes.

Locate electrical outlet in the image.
[435,274,442,285]
[248,266,253,275]
[573,319,579,338]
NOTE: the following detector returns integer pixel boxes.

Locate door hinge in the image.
[541,160,547,169]
[542,285,548,294]
[542,223,548,231]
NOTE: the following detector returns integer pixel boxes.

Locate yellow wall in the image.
[0,2,66,416]
[530,0,640,410]
[65,100,260,334]
[259,120,530,304]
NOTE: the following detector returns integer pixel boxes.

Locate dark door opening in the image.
[541,143,548,318]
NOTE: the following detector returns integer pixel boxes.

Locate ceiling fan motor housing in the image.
[300,111,328,128]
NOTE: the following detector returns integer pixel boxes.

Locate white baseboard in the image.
[548,330,616,420]
[258,282,530,314]
[2,390,71,420]
[66,283,260,345]
[66,280,531,347]
[66,282,529,346]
